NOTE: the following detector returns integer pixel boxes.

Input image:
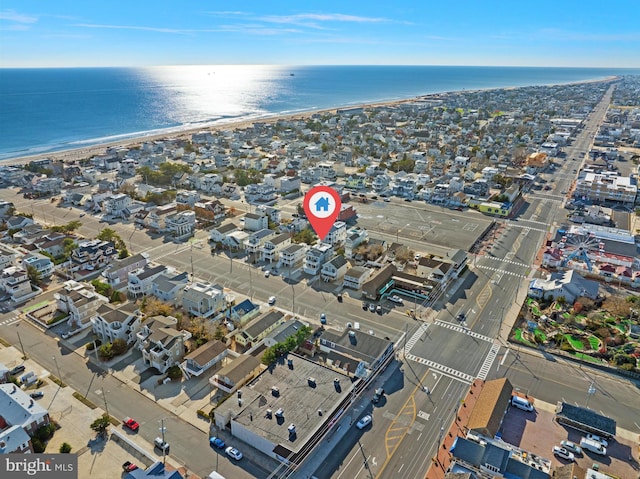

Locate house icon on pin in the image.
[315,196,330,212]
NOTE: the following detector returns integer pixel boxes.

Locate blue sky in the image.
[1,1,639,68]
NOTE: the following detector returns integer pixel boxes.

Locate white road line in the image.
[405,354,474,383]
[473,265,527,278]
[403,323,430,353]
[477,343,500,380]
[478,256,530,268]
[434,320,494,342]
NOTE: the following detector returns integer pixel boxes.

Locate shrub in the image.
[111,338,128,355]
[36,423,55,441]
[619,363,636,372]
[59,442,72,453]
[560,341,574,352]
[167,366,182,380]
[98,343,114,360]
[32,437,45,453]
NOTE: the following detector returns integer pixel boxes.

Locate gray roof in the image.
[244,310,284,340]
[184,340,227,366]
[320,329,391,364]
[0,383,48,428]
[555,402,616,437]
[152,272,189,293]
[268,320,305,344]
[327,255,348,268]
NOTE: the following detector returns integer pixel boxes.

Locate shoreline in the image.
[0,75,618,169]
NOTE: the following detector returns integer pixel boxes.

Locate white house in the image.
[127,264,170,298]
[150,271,190,305]
[343,266,372,290]
[102,252,150,291]
[0,266,34,303]
[260,233,291,264]
[320,255,349,283]
[279,244,308,272]
[304,243,334,275]
[22,252,54,279]
[182,282,227,318]
[90,302,142,345]
[165,210,196,238]
[137,315,188,374]
[324,221,347,246]
[55,280,109,329]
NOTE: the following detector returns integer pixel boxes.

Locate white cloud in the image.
[260,12,389,29]
[0,9,38,23]
[73,23,190,35]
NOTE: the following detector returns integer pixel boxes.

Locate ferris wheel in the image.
[559,232,603,272]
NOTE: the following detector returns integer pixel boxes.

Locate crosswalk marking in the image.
[0,312,22,327]
[477,343,500,380]
[504,222,548,233]
[479,255,529,268]
[406,354,474,384]
[403,323,430,353]
[474,265,528,278]
[434,320,494,343]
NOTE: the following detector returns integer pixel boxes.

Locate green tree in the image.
[59,442,72,453]
[111,338,128,356]
[292,228,317,245]
[90,414,111,435]
[26,265,42,285]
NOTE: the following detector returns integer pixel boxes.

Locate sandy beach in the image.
[1,75,617,169]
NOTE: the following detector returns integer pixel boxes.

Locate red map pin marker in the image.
[303,185,342,241]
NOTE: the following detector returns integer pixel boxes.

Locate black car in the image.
[362,302,368,310]
[10,365,25,375]
[29,391,44,399]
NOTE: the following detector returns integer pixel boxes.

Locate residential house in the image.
[182,340,228,378]
[243,212,269,232]
[127,264,169,298]
[209,222,239,245]
[54,280,109,329]
[22,252,55,279]
[69,239,117,277]
[325,221,347,246]
[90,302,142,345]
[102,252,150,291]
[304,243,334,275]
[150,271,189,305]
[194,200,226,224]
[260,233,291,264]
[176,190,200,207]
[244,229,277,261]
[263,319,306,347]
[0,266,34,303]
[146,204,178,232]
[343,267,372,290]
[0,244,17,270]
[0,383,50,442]
[278,244,307,272]
[321,255,349,283]
[415,249,467,285]
[234,310,286,348]
[103,193,132,219]
[209,354,262,394]
[345,227,369,258]
[137,315,188,374]
[182,282,227,318]
[165,210,196,238]
[35,233,72,259]
[227,299,261,325]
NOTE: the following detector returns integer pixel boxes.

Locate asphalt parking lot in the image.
[500,401,638,478]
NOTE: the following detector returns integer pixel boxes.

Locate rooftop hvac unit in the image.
[288,424,296,434]
[265,409,272,419]
[271,386,280,397]
[307,377,316,387]
[275,408,284,418]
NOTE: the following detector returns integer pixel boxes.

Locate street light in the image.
[585,381,596,409]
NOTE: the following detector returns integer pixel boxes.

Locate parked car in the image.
[209,437,225,449]
[372,387,385,404]
[9,365,25,375]
[552,446,575,462]
[376,305,383,314]
[320,313,327,325]
[268,296,276,305]
[368,303,376,312]
[123,417,140,432]
[225,446,243,461]
[560,440,582,455]
[29,391,44,399]
[362,301,368,310]
[154,437,170,452]
[388,295,403,304]
[586,433,608,447]
[264,270,270,278]
[122,461,138,472]
[356,414,372,430]
[456,313,466,322]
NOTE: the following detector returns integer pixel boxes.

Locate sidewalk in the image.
[425,379,484,479]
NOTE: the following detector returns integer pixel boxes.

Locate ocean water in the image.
[0,65,638,160]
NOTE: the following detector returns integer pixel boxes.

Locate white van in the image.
[354,322,360,330]
[580,437,607,456]
[207,472,226,479]
[511,396,534,412]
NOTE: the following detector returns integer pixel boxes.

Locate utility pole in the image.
[16,330,26,360]
[101,387,110,418]
[159,418,167,465]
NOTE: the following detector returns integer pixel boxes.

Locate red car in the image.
[123,417,140,432]
[122,461,138,472]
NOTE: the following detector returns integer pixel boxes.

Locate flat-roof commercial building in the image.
[213,354,353,467]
